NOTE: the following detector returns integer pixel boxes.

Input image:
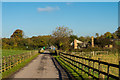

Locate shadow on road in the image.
[51,57,75,80]
[41,52,57,56]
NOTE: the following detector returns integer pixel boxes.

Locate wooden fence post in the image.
[71,53,73,67]
[119,60,120,80]
[26,53,27,59]
[71,54,73,67]
[69,53,70,66]
[29,51,31,58]
[85,57,87,75]
[76,54,78,71]
[93,61,94,78]
[107,65,110,80]
[68,54,70,66]
[107,51,109,55]
[3,56,6,72]
[79,54,82,74]
[25,53,27,60]
[98,58,101,79]
[7,56,10,70]
[101,59,104,80]
[17,55,18,65]
[74,55,76,70]
[15,55,17,66]
[70,53,72,67]
[23,54,24,62]
[19,55,21,63]
[14,55,16,66]
[71,54,72,67]
[76,54,79,71]
[9,55,11,69]
[13,55,14,67]
[82,56,83,75]
[88,56,91,78]
[74,55,76,69]
[93,51,95,56]
[27,53,29,59]
[72,56,74,68]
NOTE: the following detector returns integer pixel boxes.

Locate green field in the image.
[1,49,39,78]
[2,49,32,57]
[115,41,120,45]
[2,52,39,78]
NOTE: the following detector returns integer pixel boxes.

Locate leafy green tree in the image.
[95,33,99,37]
[104,32,112,39]
[70,35,78,43]
[111,33,117,39]
[17,39,29,49]
[11,29,24,39]
[52,26,73,50]
[116,26,120,38]
[79,36,86,42]
[94,36,113,48]
[85,36,91,42]
[2,38,10,49]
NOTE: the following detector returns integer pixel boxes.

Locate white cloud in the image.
[37,6,60,12]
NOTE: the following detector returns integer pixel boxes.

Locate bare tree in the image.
[52,26,73,38]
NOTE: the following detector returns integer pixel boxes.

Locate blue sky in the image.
[2,2,118,38]
[2,0,120,2]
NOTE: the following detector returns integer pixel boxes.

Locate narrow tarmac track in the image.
[11,51,59,79]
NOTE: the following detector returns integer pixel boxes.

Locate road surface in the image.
[11,50,59,79]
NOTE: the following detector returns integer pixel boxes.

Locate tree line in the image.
[2,26,120,50]
[2,29,51,50]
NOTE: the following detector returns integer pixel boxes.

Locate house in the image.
[49,45,56,50]
[70,39,88,49]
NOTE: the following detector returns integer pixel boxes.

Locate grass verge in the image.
[55,56,84,80]
[55,56,116,80]
[2,53,39,78]
[56,57,99,79]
